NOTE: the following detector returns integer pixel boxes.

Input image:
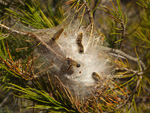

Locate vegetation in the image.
[0,0,150,112]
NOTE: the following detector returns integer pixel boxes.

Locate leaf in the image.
[115,38,123,43]
[116,0,122,18]
[39,8,54,27]
[132,97,138,113]
[7,83,76,112]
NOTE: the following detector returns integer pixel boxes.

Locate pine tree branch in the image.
[99,46,146,70]
[0,23,146,70]
[83,0,94,24]
[0,24,64,59]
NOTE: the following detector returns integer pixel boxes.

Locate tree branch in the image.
[83,0,94,24]
[0,24,64,59]
[0,23,146,70]
[99,46,146,70]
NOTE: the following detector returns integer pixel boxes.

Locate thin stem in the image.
[99,46,146,70]
[120,21,125,49]
[0,24,64,59]
[83,0,94,24]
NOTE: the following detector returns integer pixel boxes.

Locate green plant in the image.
[0,0,150,113]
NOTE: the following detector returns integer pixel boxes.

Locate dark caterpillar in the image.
[51,28,64,41]
[76,33,84,53]
[92,72,101,81]
[67,57,81,68]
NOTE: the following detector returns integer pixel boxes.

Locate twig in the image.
[116,75,142,109]
[120,21,125,49]
[0,24,64,59]
[114,64,143,109]
[115,60,143,109]
[0,23,27,35]
[114,67,143,75]
[99,46,146,70]
[113,67,143,78]
[83,0,94,24]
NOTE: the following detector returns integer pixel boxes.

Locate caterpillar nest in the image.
[26,22,116,97]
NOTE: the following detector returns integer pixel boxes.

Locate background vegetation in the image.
[0,0,150,112]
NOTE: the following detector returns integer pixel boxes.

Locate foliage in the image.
[0,0,150,113]
[1,0,64,29]
[99,0,127,48]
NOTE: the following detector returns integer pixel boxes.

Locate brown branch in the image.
[114,67,143,76]
[83,0,94,24]
[0,24,27,35]
[0,24,64,59]
[99,46,146,70]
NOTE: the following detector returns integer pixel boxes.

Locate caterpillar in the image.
[92,72,101,81]
[76,33,84,53]
[51,28,64,41]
